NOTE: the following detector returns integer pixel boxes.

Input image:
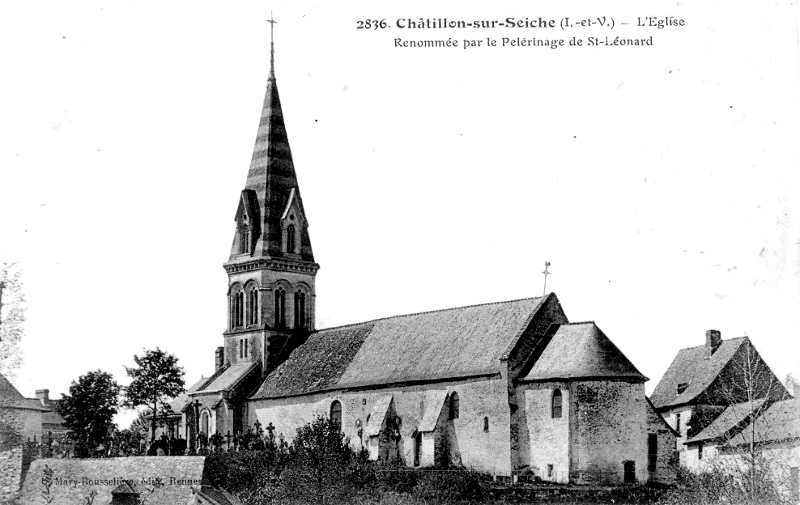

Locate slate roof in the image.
[685,398,768,444]
[650,337,748,409]
[0,373,48,411]
[519,322,647,382]
[170,377,209,412]
[233,50,315,262]
[20,457,210,505]
[687,398,800,446]
[252,297,548,400]
[194,362,259,394]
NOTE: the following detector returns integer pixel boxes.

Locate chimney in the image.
[706,329,722,356]
[35,389,49,405]
[215,346,225,372]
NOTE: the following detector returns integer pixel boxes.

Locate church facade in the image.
[181,42,677,484]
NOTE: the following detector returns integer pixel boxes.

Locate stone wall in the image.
[569,381,648,484]
[0,447,22,503]
[645,400,678,484]
[519,382,570,483]
[249,376,514,475]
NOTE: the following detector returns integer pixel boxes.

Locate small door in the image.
[623,461,636,484]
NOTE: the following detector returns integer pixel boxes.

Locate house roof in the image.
[251,296,548,400]
[519,322,647,382]
[650,337,747,409]
[687,398,800,446]
[686,398,769,444]
[166,376,210,414]
[20,457,210,505]
[193,362,259,395]
[0,373,48,411]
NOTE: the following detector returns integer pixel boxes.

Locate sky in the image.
[1,0,798,428]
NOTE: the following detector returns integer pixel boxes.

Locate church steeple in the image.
[230,18,315,263]
[223,22,319,378]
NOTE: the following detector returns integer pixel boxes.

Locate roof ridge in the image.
[315,296,545,333]
[678,336,748,352]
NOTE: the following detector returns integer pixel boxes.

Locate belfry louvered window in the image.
[294,291,306,329]
[286,225,296,254]
[274,288,286,328]
[247,286,259,326]
[231,289,245,329]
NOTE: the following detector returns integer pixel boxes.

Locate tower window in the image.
[449,392,459,420]
[230,288,245,329]
[294,291,306,329]
[247,286,259,326]
[274,288,286,328]
[238,223,249,254]
[552,389,563,419]
[483,416,489,432]
[286,225,296,254]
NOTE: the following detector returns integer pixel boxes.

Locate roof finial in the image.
[267,12,277,78]
[542,261,551,296]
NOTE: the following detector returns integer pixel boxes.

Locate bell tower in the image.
[222,22,319,376]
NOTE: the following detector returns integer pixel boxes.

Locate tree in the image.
[123,347,185,442]
[280,415,359,505]
[705,340,791,503]
[56,370,121,457]
[0,260,26,379]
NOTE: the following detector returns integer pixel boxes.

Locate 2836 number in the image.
[356,19,388,30]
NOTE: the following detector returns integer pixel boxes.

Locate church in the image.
[177,38,677,485]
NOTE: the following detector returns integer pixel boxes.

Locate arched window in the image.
[247,286,258,326]
[230,287,245,329]
[245,338,249,358]
[274,288,286,328]
[200,411,210,436]
[294,291,306,329]
[236,291,244,328]
[449,392,459,420]
[483,416,489,432]
[552,389,563,419]
[286,225,296,254]
[330,400,342,430]
[239,339,243,359]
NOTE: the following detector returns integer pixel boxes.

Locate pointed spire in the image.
[234,16,315,262]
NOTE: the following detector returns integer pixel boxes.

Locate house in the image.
[0,372,49,502]
[684,397,800,503]
[181,36,678,484]
[650,330,790,464]
[19,456,241,505]
[33,388,69,440]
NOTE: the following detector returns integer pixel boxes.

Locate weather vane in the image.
[542,262,551,296]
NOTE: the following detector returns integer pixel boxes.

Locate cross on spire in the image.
[267,12,277,78]
[542,261,551,296]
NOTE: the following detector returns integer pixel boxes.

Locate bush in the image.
[413,467,485,502]
[276,415,362,505]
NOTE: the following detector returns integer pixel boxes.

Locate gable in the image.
[251,297,548,400]
[650,337,747,409]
